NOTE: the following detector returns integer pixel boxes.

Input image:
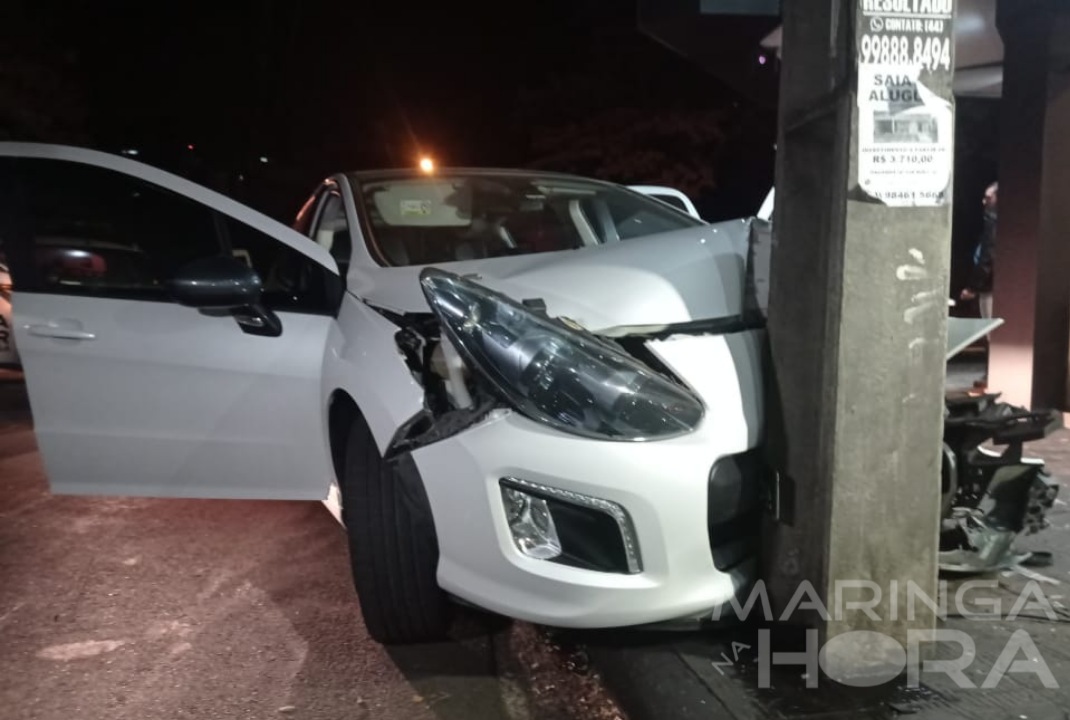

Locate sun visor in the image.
[370,181,472,227]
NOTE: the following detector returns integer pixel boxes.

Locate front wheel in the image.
[341,411,451,644]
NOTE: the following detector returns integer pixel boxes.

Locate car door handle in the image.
[27,324,97,341]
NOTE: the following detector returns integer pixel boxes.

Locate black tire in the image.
[341,410,451,644]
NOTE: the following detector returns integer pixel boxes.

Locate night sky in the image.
[0,0,1004,300]
[2,0,782,221]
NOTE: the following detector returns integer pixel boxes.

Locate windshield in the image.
[351,171,704,267]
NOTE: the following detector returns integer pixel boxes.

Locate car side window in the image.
[310,191,352,276]
[604,194,694,241]
[220,215,341,315]
[13,158,219,299]
[654,195,688,212]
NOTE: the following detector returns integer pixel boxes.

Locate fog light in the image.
[501,486,562,560]
[500,477,642,573]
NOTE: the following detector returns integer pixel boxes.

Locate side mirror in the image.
[167,256,282,337]
[167,255,262,309]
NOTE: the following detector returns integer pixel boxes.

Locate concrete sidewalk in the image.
[586,426,1070,720]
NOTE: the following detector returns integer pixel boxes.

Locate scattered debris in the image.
[1011,565,1060,585]
[37,639,127,661]
[506,623,627,720]
[1022,551,1055,568]
[940,394,1062,574]
[888,700,920,714]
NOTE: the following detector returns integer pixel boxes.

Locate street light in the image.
[419,156,435,174]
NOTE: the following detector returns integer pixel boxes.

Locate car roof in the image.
[344,167,617,185]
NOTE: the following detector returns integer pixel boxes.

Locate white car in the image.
[1,143,764,643]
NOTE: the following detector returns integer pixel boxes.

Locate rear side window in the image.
[12,159,218,299]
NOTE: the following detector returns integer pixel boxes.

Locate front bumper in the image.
[411,330,765,628]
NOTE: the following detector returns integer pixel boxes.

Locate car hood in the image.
[348,219,753,333]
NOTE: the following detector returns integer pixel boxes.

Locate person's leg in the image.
[977,291,994,389]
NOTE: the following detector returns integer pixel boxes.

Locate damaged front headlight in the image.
[419,268,704,441]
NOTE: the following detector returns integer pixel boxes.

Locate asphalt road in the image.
[0,374,624,720]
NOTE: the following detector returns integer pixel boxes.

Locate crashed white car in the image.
[1,143,764,643]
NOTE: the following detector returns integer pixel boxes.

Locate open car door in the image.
[0,143,340,499]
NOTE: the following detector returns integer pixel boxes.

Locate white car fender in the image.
[321,292,426,462]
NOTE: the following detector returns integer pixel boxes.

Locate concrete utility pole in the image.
[763,0,956,680]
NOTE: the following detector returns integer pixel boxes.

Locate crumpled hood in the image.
[349,219,753,333]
